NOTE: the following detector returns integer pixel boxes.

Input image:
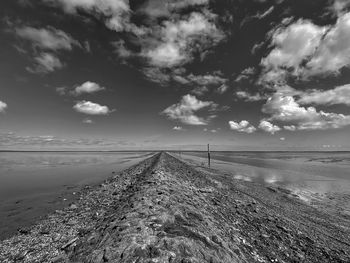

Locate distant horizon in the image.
[1,149,350,153]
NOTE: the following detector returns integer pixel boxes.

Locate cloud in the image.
[73,101,113,115]
[0,101,8,113]
[15,26,79,51]
[261,12,350,83]
[235,67,256,83]
[139,0,209,18]
[186,73,227,86]
[217,84,229,94]
[229,120,257,133]
[43,0,130,32]
[258,120,281,134]
[74,81,105,95]
[27,52,64,73]
[298,84,350,106]
[305,12,350,76]
[331,0,350,14]
[260,19,326,84]
[262,92,350,130]
[143,12,224,68]
[240,6,275,27]
[41,0,225,84]
[14,26,79,74]
[172,71,228,94]
[56,81,106,96]
[284,125,297,131]
[236,91,265,102]
[82,118,94,124]
[162,94,218,125]
[173,126,184,131]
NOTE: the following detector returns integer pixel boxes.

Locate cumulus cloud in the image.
[260,19,326,84]
[259,120,281,134]
[298,84,350,106]
[74,81,105,95]
[173,126,184,131]
[43,0,130,32]
[143,12,224,68]
[162,94,218,125]
[305,12,350,76]
[261,12,350,83]
[73,101,113,115]
[15,26,79,51]
[262,92,350,130]
[56,81,106,96]
[229,120,257,133]
[27,52,64,73]
[0,101,8,113]
[331,0,350,14]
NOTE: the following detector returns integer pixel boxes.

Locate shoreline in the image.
[0,152,349,262]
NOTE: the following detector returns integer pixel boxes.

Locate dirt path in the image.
[1,152,349,262]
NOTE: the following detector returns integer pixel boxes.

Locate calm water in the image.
[182,151,350,195]
[0,151,153,239]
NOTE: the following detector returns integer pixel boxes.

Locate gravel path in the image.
[1,152,349,262]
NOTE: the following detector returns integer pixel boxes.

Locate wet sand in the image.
[0,152,153,240]
[0,152,349,262]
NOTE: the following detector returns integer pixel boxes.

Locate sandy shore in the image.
[0,152,349,262]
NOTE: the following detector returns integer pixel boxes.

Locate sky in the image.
[1,0,350,151]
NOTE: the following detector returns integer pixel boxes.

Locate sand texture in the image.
[0,152,349,262]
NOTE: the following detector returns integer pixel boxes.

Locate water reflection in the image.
[183,151,350,195]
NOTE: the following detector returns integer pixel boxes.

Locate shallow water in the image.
[181,151,350,195]
[0,151,153,239]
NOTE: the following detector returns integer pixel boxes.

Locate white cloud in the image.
[173,126,184,131]
[139,0,209,18]
[44,0,130,32]
[236,91,265,102]
[0,101,8,113]
[74,81,105,95]
[83,118,94,124]
[143,12,224,68]
[298,84,350,106]
[15,26,79,51]
[261,19,326,83]
[229,120,257,133]
[27,52,64,73]
[261,12,350,83]
[73,101,113,115]
[235,67,256,82]
[217,84,229,94]
[331,0,350,14]
[162,94,217,125]
[284,125,296,131]
[305,12,350,76]
[262,92,350,130]
[259,120,281,134]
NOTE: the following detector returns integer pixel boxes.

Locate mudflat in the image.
[0,152,349,262]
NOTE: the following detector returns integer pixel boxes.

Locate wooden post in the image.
[207,144,211,167]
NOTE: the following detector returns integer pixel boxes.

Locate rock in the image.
[61,237,78,250]
[69,204,78,209]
